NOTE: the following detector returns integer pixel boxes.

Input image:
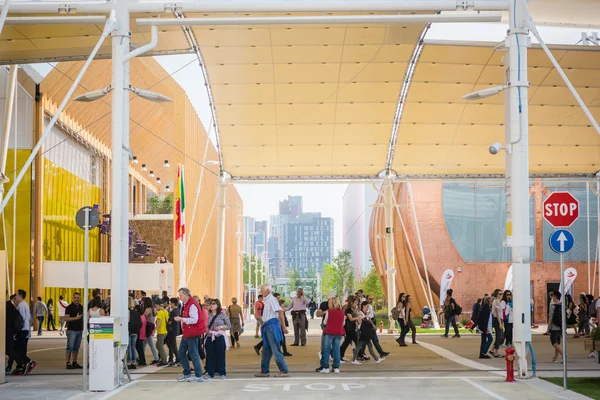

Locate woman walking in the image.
[227,297,244,348]
[565,294,579,338]
[205,298,231,379]
[395,293,407,347]
[136,311,148,366]
[128,298,142,369]
[340,296,360,362]
[143,297,160,364]
[577,293,589,337]
[501,290,513,347]
[47,298,57,331]
[477,297,493,359]
[352,301,383,364]
[405,295,417,344]
[316,296,345,374]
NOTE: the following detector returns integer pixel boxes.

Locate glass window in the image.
[442,181,535,262]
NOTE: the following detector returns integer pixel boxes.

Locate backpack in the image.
[391,307,399,321]
[454,302,463,316]
[551,303,562,328]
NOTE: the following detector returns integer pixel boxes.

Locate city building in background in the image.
[267,195,334,278]
[242,216,267,257]
[343,184,379,278]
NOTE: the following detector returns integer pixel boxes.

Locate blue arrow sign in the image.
[549,229,574,254]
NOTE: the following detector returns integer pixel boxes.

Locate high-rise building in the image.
[268,195,334,278]
[242,217,268,258]
[343,184,379,278]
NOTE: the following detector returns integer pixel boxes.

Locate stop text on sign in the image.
[542,191,580,228]
[544,203,577,218]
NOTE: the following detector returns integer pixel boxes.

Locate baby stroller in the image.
[421,306,433,328]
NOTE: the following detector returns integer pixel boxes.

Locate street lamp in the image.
[73,85,172,103]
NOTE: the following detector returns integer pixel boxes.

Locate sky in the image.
[30,21,587,252]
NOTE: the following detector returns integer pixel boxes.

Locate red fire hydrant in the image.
[505,347,515,382]
[379,321,383,333]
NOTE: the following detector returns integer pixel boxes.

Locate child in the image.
[352,301,384,364]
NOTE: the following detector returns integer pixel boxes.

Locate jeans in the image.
[37,316,44,335]
[445,314,459,336]
[353,338,378,362]
[340,330,357,358]
[66,330,83,354]
[157,333,168,362]
[147,334,159,361]
[480,332,493,355]
[399,318,408,343]
[136,338,147,365]
[371,331,386,355]
[179,336,203,377]
[230,331,240,347]
[504,321,513,346]
[47,314,56,331]
[128,334,138,363]
[205,335,226,377]
[320,334,342,369]
[167,333,179,363]
[493,319,504,350]
[260,327,288,374]
[6,330,26,369]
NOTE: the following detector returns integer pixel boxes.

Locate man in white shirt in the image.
[255,284,289,378]
[14,289,36,375]
[58,295,69,335]
[287,287,309,346]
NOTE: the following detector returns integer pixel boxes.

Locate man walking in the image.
[63,292,84,369]
[58,295,68,336]
[167,297,181,366]
[34,297,47,336]
[288,287,309,346]
[548,291,563,363]
[442,289,460,338]
[14,289,36,374]
[255,284,289,378]
[174,287,206,382]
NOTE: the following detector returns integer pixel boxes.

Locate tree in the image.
[322,249,355,298]
[287,268,300,296]
[362,266,385,311]
[146,195,174,214]
[243,255,264,289]
[303,266,318,297]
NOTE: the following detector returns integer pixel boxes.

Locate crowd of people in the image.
[6,284,600,378]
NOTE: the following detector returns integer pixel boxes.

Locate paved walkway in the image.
[3,328,599,399]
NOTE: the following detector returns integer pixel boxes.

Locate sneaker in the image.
[316,367,329,374]
[254,373,270,377]
[236,342,240,348]
[177,374,191,382]
[10,368,24,376]
[441,335,448,338]
[341,357,348,362]
[187,376,203,382]
[283,352,293,357]
[158,362,168,367]
[333,368,340,374]
[380,352,390,357]
[129,364,137,370]
[339,359,345,364]
[351,360,361,365]
[221,375,227,380]
[274,373,289,377]
[452,334,461,338]
[376,358,385,364]
[24,361,37,375]
[72,362,83,369]
[59,331,64,336]
[66,363,73,370]
[479,354,491,359]
[150,360,160,365]
[205,375,214,380]
[5,366,11,374]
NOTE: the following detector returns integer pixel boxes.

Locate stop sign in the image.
[543,191,579,228]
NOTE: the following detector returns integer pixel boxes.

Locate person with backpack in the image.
[339,295,360,362]
[442,289,461,338]
[548,291,563,363]
[204,298,231,379]
[351,301,384,365]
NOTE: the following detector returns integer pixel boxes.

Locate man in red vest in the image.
[174,287,207,382]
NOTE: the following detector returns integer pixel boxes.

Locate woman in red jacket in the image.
[316,296,345,374]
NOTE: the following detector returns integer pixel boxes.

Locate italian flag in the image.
[175,165,185,240]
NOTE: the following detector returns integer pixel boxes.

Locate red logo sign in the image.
[543,191,579,228]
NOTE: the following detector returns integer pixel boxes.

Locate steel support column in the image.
[214,177,227,300]
[505,0,533,378]
[110,0,130,376]
[383,177,397,333]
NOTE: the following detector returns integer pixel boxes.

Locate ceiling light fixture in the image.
[164,160,170,168]
[132,156,138,164]
[156,177,161,184]
[141,164,147,171]
[149,170,154,178]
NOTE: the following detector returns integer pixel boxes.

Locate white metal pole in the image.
[506,0,532,378]
[0,0,11,36]
[407,182,440,329]
[236,221,242,304]
[587,182,591,293]
[560,253,567,389]
[83,207,89,392]
[11,73,16,299]
[383,177,397,333]
[110,0,130,379]
[214,177,227,300]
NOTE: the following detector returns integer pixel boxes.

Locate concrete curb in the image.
[521,377,593,400]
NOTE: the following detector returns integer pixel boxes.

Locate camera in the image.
[489,142,503,155]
